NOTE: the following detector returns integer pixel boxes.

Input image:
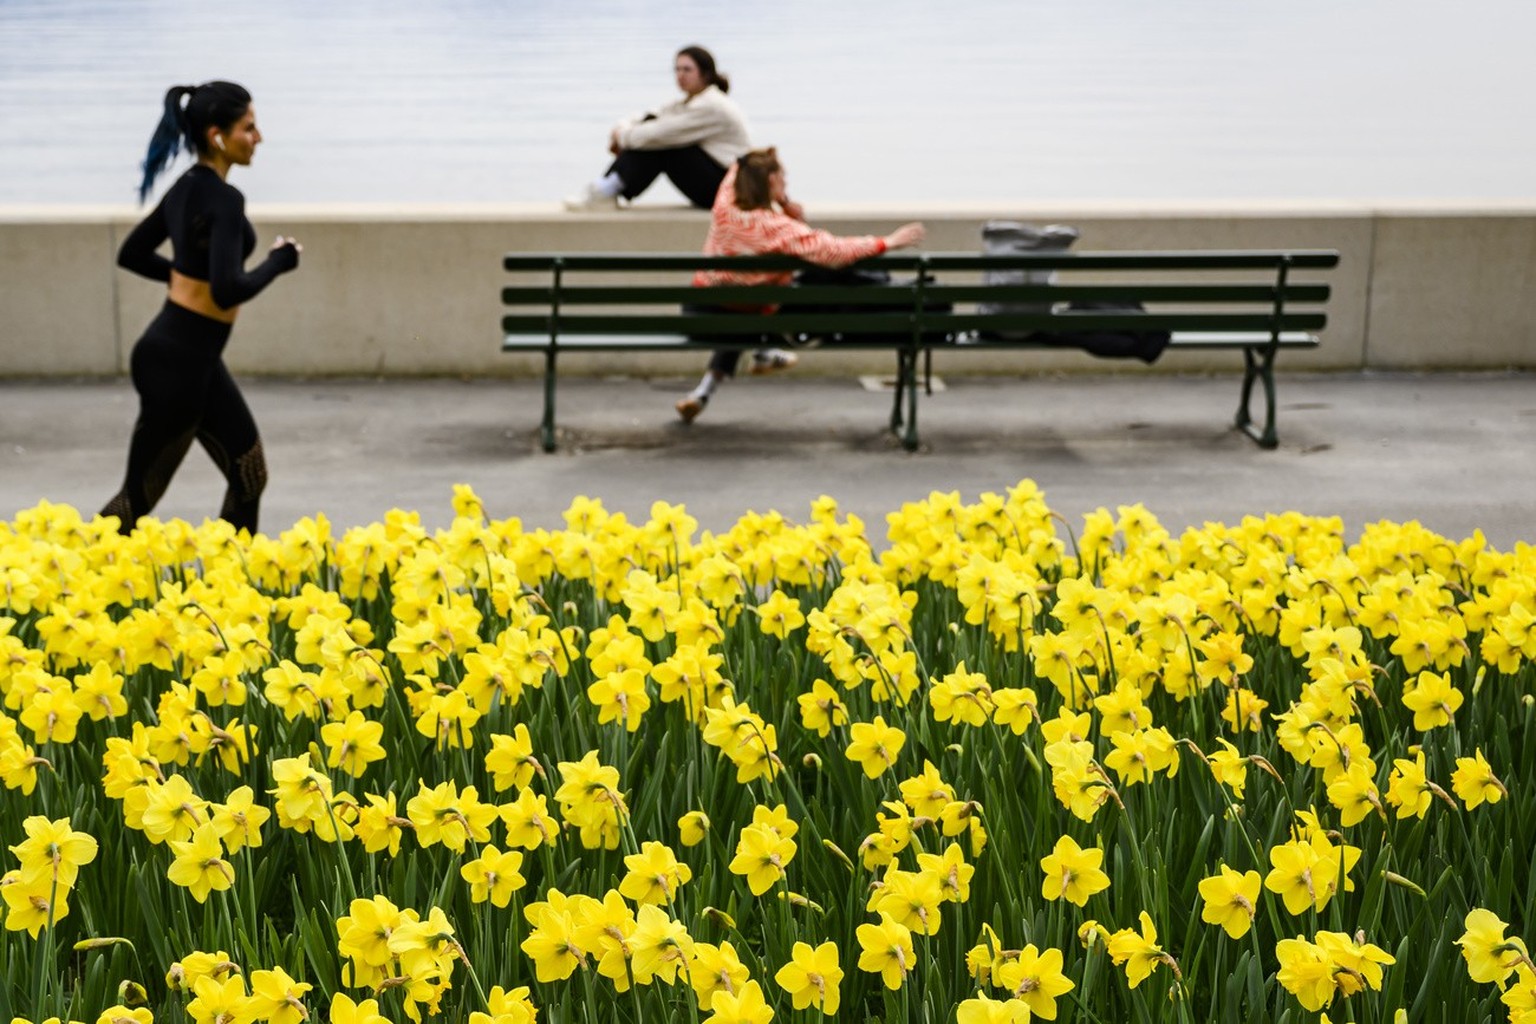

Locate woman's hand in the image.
[884,222,925,251]
[272,234,302,254]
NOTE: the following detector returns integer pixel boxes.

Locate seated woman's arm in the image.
[773,219,888,268]
[617,95,735,151]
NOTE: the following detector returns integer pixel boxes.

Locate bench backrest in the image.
[502,250,1338,340]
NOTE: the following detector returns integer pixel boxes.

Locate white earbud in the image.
[214,135,226,151]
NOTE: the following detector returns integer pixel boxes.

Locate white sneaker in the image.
[562,185,621,212]
[748,348,799,375]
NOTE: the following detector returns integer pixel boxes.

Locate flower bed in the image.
[2,485,1533,1024]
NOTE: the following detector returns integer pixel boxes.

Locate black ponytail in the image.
[135,80,253,204]
[138,85,194,203]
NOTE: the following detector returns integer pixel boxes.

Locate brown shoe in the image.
[675,395,706,423]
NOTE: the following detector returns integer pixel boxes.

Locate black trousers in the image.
[610,145,726,208]
[101,302,267,535]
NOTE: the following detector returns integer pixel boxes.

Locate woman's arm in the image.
[117,201,172,282]
[616,92,736,151]
[773,218,889,268]
[207,188,299,310]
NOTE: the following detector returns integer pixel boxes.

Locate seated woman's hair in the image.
[733,148,780,211]
[138,80,252,202]
[678,45,729,93]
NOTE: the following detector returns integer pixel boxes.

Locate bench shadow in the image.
[516,417,1250,457]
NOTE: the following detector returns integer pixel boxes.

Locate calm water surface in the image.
[2,0,1534,206]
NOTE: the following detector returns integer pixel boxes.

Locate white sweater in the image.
[613,85,751,166]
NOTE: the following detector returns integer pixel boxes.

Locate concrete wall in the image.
[2,202,1533,377]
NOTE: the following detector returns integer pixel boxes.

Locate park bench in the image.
[501,249,1338,452]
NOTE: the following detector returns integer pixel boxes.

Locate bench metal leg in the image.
[1236,346,1279,449]
[889,350,910,433]
[902,348,921,451]
[541,347,558,452]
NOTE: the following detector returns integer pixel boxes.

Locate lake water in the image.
[2,0,1534,206]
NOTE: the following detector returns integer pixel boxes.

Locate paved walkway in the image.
[2,371,1531,548]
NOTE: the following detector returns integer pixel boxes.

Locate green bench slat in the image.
[503,250,1341,272]
[502,331,1319,352]
[954,331,1319,351]
[501,282,1332,307]
[919,251,1339,271]
[501,311,1326,335]
[502,335,915,352]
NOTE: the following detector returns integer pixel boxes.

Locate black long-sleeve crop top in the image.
[117,164,298,310]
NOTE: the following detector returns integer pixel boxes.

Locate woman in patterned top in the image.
[676,147,924,423]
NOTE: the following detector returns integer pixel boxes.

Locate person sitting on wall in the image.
[564,45,751,211]
[675,147,925,422]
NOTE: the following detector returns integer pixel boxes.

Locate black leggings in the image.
[610,146,727,208]
[101,302,267,535]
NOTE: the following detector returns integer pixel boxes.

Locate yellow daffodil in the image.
[1401,670,1463,730]
[1458,909,1530,987]
[1197,865,1262,938]
[796,679,848,739]
[754,590,806,639]
[629,904,694,986]
[328,993,389,1024]
[186,974,255,1024]
[484,724,539,792]
[165,824,234,904]
[856,911,915,990]
[678,810,711,847]
[689,940,751,1011]
[319,710,386,777]
[994,944,1075,1018]
[1276,936,1336,1011]
[460,845,527,908]
[1040,834,1111,907]
[955,993,1030,1024]
[774,940,843,1016]
[704,978,773,1024]
[8,815,98,889]
[247,967,310,1024]
[619,840,692,906]
[1315,930,1394,997]
[520,889,593,983]
[1452,749,1507,810]
[845,716,906,780]
[1106,912,1168,989]
[729,823,796,896]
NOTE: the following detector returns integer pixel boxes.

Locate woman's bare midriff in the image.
[169,270,237,324]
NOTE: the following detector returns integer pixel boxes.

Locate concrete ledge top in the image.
[5,198,1536,224]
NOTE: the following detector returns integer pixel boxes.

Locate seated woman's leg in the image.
[655,146,727,208]
[613,146,725,207]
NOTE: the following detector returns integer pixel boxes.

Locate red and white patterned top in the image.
[692,164,886,305]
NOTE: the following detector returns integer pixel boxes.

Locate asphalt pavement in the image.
[2,370,1531,548]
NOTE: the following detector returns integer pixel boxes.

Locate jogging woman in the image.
[102,81,300,535]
